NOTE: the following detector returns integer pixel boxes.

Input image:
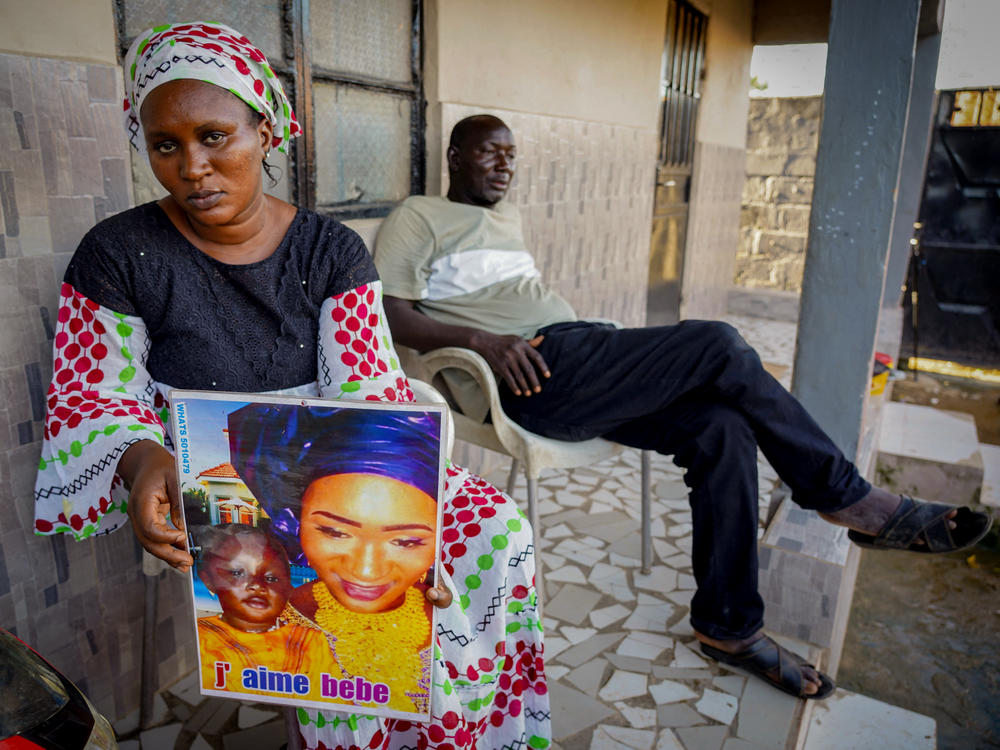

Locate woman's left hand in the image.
[424,585,453,609]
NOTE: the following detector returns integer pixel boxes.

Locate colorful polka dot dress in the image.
[33,202,550,750]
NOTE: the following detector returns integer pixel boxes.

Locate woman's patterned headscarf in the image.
[122,21,301,156]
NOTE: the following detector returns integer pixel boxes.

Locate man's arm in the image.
[383,295,550,397]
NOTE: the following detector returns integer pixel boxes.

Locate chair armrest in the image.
[408,377,455,460]
[418,346,625,479]
[417,347,531,451]
[417,347,504,417]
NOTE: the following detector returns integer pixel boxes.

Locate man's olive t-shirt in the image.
[374,196,576,337]
[374,196,576,421]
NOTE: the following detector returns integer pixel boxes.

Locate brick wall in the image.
[735,96,822,292]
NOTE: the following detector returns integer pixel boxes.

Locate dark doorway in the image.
[903,88,1000,369]
[647,0,707,326]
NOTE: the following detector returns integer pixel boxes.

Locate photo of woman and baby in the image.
[177,396,445,719]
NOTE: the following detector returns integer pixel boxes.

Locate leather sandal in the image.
[847,495,992,554]
[700,635,835,700]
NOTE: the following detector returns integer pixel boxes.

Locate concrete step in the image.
[877,402,984,506]
[798,689,936,750]
[979,443,1000,508]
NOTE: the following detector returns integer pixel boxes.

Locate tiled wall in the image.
[680,141,746,320]
[0,53,195,721]
[441,104,658,328]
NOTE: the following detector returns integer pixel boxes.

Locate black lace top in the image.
[65,202,377,392]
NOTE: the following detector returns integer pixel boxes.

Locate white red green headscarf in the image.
[122,21,301,156]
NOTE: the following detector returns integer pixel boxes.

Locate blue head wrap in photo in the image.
[227,403,442,565]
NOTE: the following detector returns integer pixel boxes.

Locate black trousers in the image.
[499,320,871,640]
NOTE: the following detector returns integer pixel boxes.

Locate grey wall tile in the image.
[93,102,126,159]
[16,420,31,444]
[23,361,44,420]
[0,56,11,110]
[38,124,74,196]
[13,111,32,150]
[12,150,47,218]
[100,158,130,213]
[49,196,95,253]
[86,65,118,103]
[59,71,93,139]
[69,138,103,196]
[0,550,9,597]
[9,58,34,122]
[0,170,17,236]
[50,534,70,584]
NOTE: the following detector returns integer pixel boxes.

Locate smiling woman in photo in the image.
[228,404,443,714]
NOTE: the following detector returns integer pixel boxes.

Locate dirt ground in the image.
[890,371,1000,446]
[838,371,1000,750]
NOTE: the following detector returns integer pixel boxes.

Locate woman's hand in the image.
[424,584,453,609]
[118,440,193,572]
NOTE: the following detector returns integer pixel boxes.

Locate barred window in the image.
[116,0,424,219]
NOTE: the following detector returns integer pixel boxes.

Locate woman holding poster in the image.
[32,21,549,750]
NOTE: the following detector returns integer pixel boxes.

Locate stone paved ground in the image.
[115,315,808,750]
[488,449,799,750]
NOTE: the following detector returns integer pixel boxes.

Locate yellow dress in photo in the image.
[197,616,340,701]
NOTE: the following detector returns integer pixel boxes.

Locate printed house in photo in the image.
[196,463,263,526]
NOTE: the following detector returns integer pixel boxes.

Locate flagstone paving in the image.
[479,445,789,750]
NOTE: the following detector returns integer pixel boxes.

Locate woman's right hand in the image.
[118,440,193,572]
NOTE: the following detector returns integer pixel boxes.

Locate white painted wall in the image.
[936,0,1000,88]
[0,0,117,64]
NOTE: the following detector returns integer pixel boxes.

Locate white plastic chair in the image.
[418,346,653,578]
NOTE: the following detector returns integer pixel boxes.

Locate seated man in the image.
[374,114,992,699]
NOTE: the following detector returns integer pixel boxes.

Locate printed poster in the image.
[170,390,446,720]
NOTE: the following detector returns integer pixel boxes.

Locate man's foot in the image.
[818,486,916,535]
[695,631,823,695]
[695,630,832,698]
[819,487,995,554]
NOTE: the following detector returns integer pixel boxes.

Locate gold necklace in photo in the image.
[313,582,430,707]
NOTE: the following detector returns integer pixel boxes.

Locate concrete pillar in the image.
[883,31,943,308]
[791,0,921,458]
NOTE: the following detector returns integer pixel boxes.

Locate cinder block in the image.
[759,500,852,649]
[776,204,811,234]
[801,690,936,750]
[784,153,817,176]
[745,151,789,176]
[757,231,806,258]
[979,444,1000,508]
[876,402,984,506]
[770,176,814,204]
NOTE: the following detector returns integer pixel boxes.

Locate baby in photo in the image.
[194,523,338,699]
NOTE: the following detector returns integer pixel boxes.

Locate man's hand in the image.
[383,295,554,397]
[471,332,550,396]
[119,440,193,572]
